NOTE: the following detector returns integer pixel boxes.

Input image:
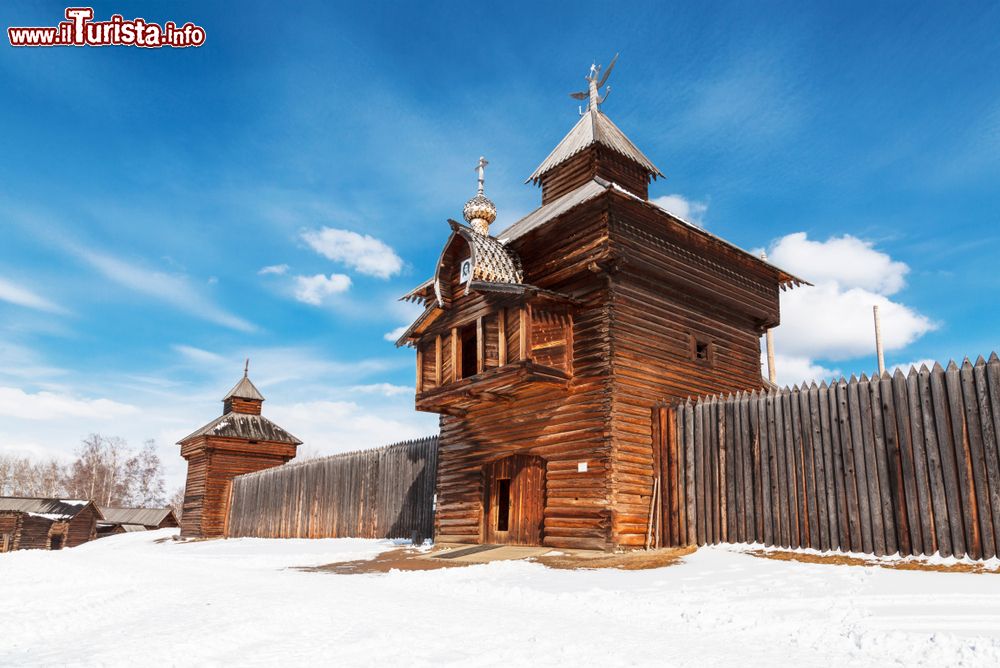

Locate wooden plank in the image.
[718,396,729,544]
[847,377,874,554]
[769,390,789,548]
[835,380,861,552]
[725,396,739,542]
[728,392,749,543]
[944,361,981,558]
[750,391,765,544]
[435,335,443,387]
[817,383,840,551]
[891,369,924,555]
[936,362,971,557]
[415,346,424,394]
[754,392,772,546]
[785,388,806,549]
[498,308,507,366]
[740,393,756,543]
[974,356,1000,559]
[857,375,886,555]
[795,386,819,549]
[451,327,459,383]
[869,375,898,554]
[960,359,996,558]
[826,383,851,551]
[476,316,485,374]
[780,388,798,548]
[919,366,952,556]
[808,384,830,551]
[904,368,936,555]
[695,400,707,545]
[684,400,697,546]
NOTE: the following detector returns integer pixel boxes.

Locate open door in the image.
[483,454,546,545]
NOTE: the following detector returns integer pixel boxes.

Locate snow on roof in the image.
[178,412,302,446]
[0,497,93,521]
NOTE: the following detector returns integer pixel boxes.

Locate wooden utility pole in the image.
[873,304,885,374]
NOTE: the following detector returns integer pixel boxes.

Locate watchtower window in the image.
[460,323,478,378]
[495,478,511,532]
[690,335,713,364]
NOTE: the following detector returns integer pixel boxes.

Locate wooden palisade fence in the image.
[225,436,438,541]
[653,356,1000,560]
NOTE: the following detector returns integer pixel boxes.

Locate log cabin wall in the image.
[0,512,22,551]
[66,504,99,547]
[605,195,781,547]
[432,200,617,550]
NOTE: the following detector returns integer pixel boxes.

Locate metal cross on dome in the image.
[474,156,488,195]
[570,53,618,114]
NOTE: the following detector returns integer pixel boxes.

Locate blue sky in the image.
[1,1,998,489]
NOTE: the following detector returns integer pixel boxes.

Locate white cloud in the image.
[0,386,138,421]
[293,273,352,305]
[0,277,66,314]
[301,228,403,279]
[763,351,840,388]
[890,359,937,374]
[651,194,708,227]
[258,264,289,276]
[383,325,408,342]
[773,283,935,361]
[765,232,936,385]
[172,344,226,365]
[768,232,909,295]
[350,383,413,397]
[78,249,255,332]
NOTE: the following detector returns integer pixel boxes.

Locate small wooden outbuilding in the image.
[96,506,179,537]
[0,497,102,551]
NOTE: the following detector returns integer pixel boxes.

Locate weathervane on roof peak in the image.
[244,357,250,378]
[570,53,618,115]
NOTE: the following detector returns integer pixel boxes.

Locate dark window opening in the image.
[695,341,710,361]
[495,478,511,532]
[50,534,63,550]
[460,323,478,378]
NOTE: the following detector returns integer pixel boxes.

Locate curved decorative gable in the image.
[433,220,523,307]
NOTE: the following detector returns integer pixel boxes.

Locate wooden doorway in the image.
[483,454,546,545]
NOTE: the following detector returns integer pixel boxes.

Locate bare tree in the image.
[168,485,186,520]
[125,440,166,506]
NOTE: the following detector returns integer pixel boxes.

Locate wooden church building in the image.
[178,368,301,538]
[397,59,805,550]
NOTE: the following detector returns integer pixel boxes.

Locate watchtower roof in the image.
[528,108,663,183]
[223,375,264,402]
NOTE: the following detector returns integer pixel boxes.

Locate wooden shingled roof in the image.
[527,108,663,183]
[178,412,302,446]
[98,506,177,527]
[0,497,99,521]
[223,375,265,401]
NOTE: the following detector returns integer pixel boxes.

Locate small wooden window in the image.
[460,323,478,378]
[690,334,713,365]
[495,478,511,532]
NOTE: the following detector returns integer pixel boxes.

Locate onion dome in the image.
[463,156,497,235]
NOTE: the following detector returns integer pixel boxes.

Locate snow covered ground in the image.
[3,530,1000,666]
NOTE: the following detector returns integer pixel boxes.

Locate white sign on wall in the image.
[460,257,472,284]
[577,462,588,473]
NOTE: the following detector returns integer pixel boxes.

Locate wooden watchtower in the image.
[397,60,805,550]
[178,369,301,538]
